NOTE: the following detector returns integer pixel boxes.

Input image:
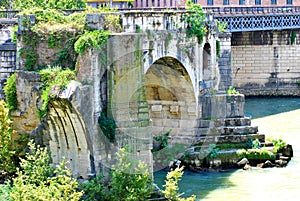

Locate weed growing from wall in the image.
[38,66,76,119]
[74,30,111,54]
[3,73,18,112]
[181,0,206,44]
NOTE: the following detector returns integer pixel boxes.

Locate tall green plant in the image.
[10,141,83,201]
[4,73,18,112]
[0,101,15,175]
[181,0,206,44]
[108,148,153,201]
[162,167,196,201]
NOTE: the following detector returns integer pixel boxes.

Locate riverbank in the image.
[155,106,300,201]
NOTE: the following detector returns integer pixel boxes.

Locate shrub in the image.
[79,174,106,201]
[0,101,16,175]
[181,1,206,44]
[108,148,153,201]
[3,73,18,112]
[162,167,196,201]
[98,114,116,143]
[272,138,287,153]
[38,66,76,119]
[0,182,12,201]
[10,140,83,201]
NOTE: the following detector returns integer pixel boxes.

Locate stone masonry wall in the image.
[0,19,17,99]
[232,30,300,96]
[218,32,232,91]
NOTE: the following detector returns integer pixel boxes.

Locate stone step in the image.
[198,117,251,128]
[196,125,258,136]
[169,133,265,145]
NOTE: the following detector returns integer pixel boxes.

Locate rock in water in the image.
[237,158,249,166]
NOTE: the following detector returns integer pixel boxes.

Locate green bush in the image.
[181,0,206,44]
[98,114,116,143]
[0,183,12,201]
[38,66,76,119]
[272,138,286,153]
[74,30,111,54]
[237,148,276,161]
[13,0,86,10]
[0,101,16,175]
[162,167,196,201]
[3,73,18,112]
[80,174,106,201]
[10,140,83,201]
[108,148,153,201]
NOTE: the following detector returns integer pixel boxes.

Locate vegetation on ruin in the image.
[237,148,276,161]
[74,30,111,54]
[152,130,171,152]
[182,0,206,44]
[3,73,18,112]
[38,66,76,119]
[98,113,116,143]
[226,86,239,95]
[16,5,118,70]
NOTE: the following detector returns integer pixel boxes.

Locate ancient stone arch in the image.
[145,56,197,142]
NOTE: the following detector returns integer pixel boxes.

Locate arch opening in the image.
[145,56,197,142]
[203,43,212,81]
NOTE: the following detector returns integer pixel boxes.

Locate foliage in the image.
[11,25,18,44]
[74,30,111,54]
[38,66,76,119]
[0,182,12,201]
[10,140,83,201]
[108,148,153,201]
[153,143,187,168]
[4,73,18,112]
[226,86,239,95]
[217,21,227,33]
[98,114,116,143]
[162,167,196,201]
[13,0,86,10]
[79,174,106,201]
[237,148,276,161]
[104,14,122,32]
[152,130,171,152]
[271,138,287,153]
[252,139,261,149]
[0,0,10,9]
[245,138,253,149]
[181,0,206,44]
[0,101,16,174]
[207,144,218,159]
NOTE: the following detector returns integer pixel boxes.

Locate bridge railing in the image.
[201,6,300,15]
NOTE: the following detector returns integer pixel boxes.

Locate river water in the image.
[154,97,300,201]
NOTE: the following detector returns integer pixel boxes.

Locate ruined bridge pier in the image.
[1,10,263,178]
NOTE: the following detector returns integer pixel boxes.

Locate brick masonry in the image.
[232,30,300,96]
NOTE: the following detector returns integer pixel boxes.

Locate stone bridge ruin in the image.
[1,11,264,178]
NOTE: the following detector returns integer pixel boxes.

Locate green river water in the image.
[154,97,300,201]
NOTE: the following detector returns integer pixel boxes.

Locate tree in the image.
[13,0,86,10]
[0,0,11,9]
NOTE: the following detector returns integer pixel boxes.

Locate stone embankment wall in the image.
[232,30,300,96]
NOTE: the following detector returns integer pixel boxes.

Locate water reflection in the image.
[245,97,300,119]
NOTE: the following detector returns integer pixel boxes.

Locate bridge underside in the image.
[145,56,197,143]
